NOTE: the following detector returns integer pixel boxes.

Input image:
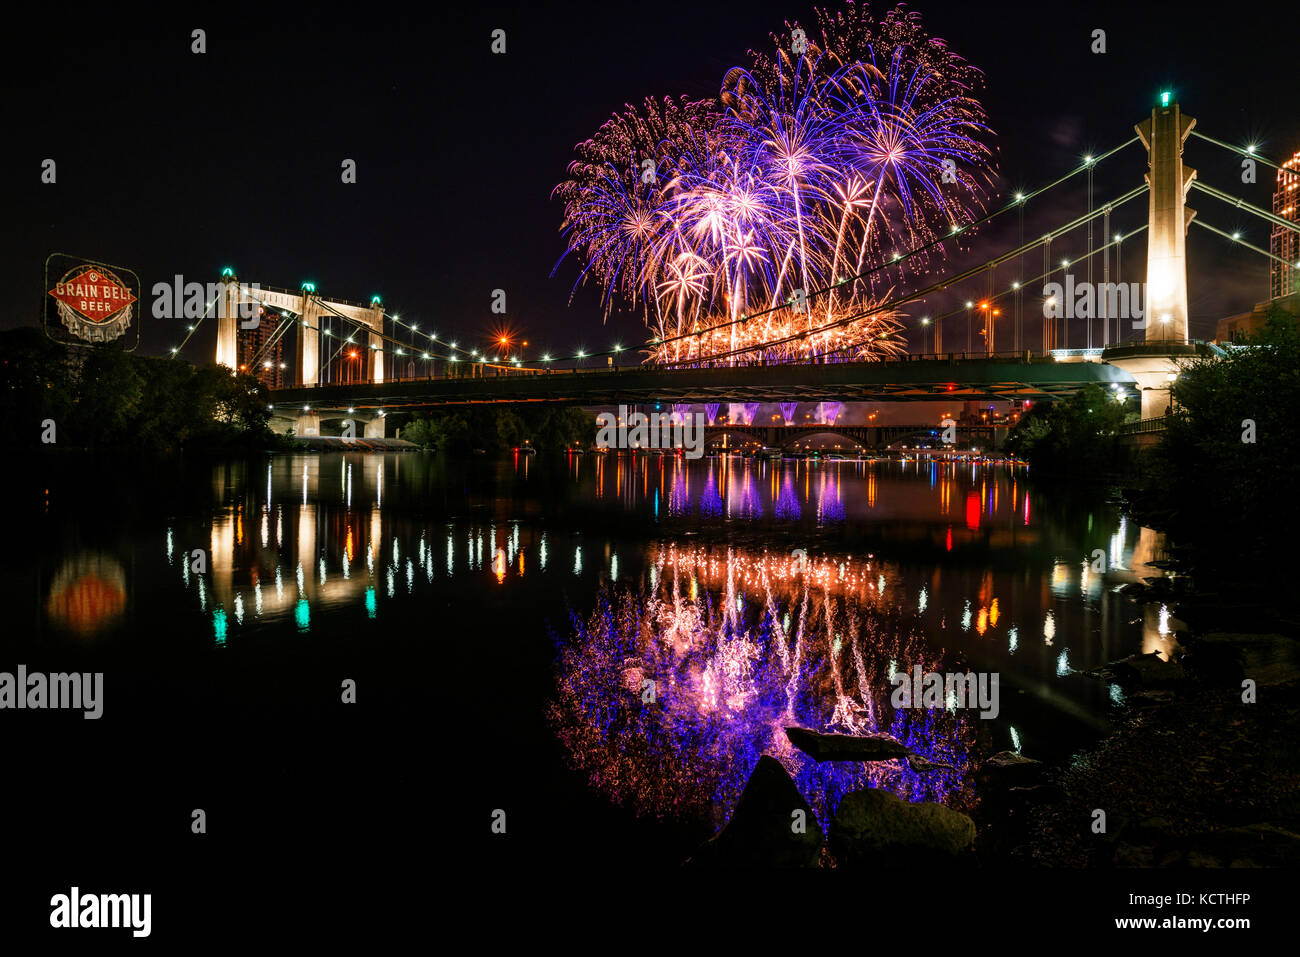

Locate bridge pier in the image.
[364,416,386,439]
[296,412,321,437]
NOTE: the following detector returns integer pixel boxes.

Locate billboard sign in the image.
[44,254,141,350]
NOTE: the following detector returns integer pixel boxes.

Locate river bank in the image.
[997,525,1300,867]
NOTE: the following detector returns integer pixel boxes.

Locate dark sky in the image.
[3,1,1295,361]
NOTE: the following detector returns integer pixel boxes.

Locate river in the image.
[6,450,1173,868]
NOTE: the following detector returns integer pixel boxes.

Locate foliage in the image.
[398,406,595,454]
[0,330,282,453]
[1146,308,1300,582]
[1005,383,1131,475]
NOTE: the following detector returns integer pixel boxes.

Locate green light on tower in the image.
[1160,90,1172,107]
[221,267,234,278]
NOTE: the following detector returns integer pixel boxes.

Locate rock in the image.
[1084,652,1185,688]
[784,726,911,762]
[1118,582,1149,599]
[1118,823,1300,868]
[1123,816,1177,844]
[1187,823,1300,867]
[1127,689,1176,708]
[1114,842,1156,867]
[1142,576,1179,595]
[977,750,1047,788]
[830,787,975,866]
[906,754,957,773]
[684,755,822,867]
[1182,633,1300,687]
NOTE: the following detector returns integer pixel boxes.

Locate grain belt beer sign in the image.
[43,253,141,350]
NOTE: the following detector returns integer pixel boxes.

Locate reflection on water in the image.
[44,553,127,637]
[30,451,1172,834]
[548,546,971,830]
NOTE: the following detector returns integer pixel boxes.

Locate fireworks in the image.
[553,2,997,366]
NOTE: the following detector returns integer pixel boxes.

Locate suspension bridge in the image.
[170,96,1297,439]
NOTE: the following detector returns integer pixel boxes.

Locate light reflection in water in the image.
[548,546,973,829]
[151,453,1174,808]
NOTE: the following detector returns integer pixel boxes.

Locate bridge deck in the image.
[268,355,1137,410]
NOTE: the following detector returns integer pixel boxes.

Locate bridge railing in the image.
[286,345,1132,389]
[1117,414,1182,435]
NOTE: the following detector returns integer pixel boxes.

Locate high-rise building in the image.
[1271,151,1300,299]
[237,311,287,388]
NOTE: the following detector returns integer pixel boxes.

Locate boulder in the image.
[684,755,822,867]
[784,726,911,762]
[976,750,1047,788]
[906,754,958,773]
[830,787,975,866]
[1084,652,1185,688]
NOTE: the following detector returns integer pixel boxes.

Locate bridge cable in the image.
[637,136,1142,360]
[1189,179,1300,238]
[1190,131,1297,176]
[652,185,1149,366]
[1191,217,1300,272]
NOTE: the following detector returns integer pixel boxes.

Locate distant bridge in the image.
[701,422,1001,451]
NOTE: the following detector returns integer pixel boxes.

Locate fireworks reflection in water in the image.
[549,544,974,830]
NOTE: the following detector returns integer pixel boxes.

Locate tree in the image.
[1005,383,1130,475]
[1147,307,1300,589]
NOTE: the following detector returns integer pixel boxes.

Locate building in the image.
[236,311,287,388]
[1271,151,1300,299]
[1216,291,1300,344]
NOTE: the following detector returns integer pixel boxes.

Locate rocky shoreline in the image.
[684,602,1300,868]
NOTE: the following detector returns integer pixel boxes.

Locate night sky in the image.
[3,1,1296,360]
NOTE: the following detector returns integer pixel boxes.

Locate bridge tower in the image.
[295,288,323,388]
[216,270,239,370]
[214,276,386,394]
[1137,96,1196,342]
[1105,95,1202,418]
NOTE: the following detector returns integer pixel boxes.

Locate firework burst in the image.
[553,1,997,366]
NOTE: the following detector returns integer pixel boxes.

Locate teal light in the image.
[365,586,376,619]
[301,281,316,294]
[213,608,228,645]
[371,295,382,306]
[294,598,311,632]
[221,267,234,278]
[1160,90,1172,107]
